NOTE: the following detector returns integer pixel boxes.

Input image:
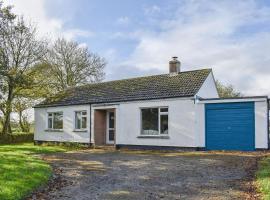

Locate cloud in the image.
[125,0,270,96]
[4,0,270,96]
[4,0,93,41]
[116,16,130,25]
[63,29,95,40]
[109,31,141,40]
[4,0,62,38]
[144,5,161,15]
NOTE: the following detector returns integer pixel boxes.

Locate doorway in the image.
[106,111,115,144]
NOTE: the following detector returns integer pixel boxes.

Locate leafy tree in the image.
[43,38,106,93]
[216,80,242,98]
[0,4,46,134]
[0,3,106,135]
[13,97,32,132]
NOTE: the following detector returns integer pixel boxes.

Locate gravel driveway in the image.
[31,150,259,200]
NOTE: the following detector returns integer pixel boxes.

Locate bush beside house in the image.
[0,132,34,144]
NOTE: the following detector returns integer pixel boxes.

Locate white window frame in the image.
[140,107,169,135]
[74,110,87,130]
[47,112,63,130]
[106,111,115,144]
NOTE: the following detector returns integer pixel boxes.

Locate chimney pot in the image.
[169,57,181,73]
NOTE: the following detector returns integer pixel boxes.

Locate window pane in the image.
[109,112,114,128]
[82,116,87,129]
[160,107,168,112]
[75,112,81,129]
[109,130,114,141]
[141,108,158,135]
[82,111,87,116]
[160,114,168,134]
[53,112,63,129]
[48,118,52,129]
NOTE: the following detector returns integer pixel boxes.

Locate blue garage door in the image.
[206,102,255,151]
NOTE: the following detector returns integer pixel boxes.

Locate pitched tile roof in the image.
[34,69,212,108]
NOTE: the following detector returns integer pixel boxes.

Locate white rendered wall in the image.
[116,98,198,147]
[255,101,268,149]
[34,105,90,143]
[34,97,268,149]
[196,72,219,98]
[195,103,205,147]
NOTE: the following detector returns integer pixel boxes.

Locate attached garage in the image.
[197,96,269,151]
[205,102,255,151]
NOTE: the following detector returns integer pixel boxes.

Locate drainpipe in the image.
[89,104,92,147]
[194,95,202,104]
[267,99,270,149]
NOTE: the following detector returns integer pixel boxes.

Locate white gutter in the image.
[196,97,268,104]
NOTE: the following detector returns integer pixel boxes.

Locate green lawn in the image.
[0,143,68,200]
[256,156,270,200]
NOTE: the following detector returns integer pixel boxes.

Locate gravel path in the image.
[30,150,259,200]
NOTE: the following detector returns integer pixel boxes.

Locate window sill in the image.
[45,129,63,132]
[137,135,170,139]
[73,129,88,132]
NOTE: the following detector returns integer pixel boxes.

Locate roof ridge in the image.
[71,68,212,90]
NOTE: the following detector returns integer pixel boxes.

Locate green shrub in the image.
[36,141,90,150]
[0,133,34,144]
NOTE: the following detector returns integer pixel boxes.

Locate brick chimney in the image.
[169,57,181,73]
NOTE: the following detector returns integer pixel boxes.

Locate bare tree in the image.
[44,38,106,92]
[0,4,46,134]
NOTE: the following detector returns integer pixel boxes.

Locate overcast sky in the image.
[5,0,270,96]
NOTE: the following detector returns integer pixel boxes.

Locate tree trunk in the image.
[18,110,27,132]
[18,110,23,131]
[8,123,12,133]
[2,85,13,135]
[2,102,11,135]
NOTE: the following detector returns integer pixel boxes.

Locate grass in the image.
[256,156,270,200]
[0,143,70,200]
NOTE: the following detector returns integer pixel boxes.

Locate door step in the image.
[94,145,116,150]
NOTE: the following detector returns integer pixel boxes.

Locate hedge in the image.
[0,132,34,144]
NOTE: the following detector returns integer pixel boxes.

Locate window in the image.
[48,112,63,130]
[141,107,168,135]
[75,111,87,130]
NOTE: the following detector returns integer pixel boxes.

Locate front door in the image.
[106,111,115,144]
